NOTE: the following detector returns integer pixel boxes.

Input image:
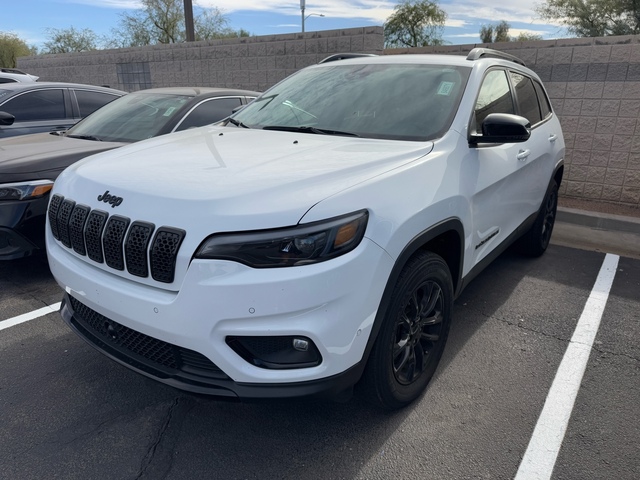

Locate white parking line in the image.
[515,253,620,480]
[0,302,62,332]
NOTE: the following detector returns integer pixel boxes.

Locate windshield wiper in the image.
[262,125,359,137]
[226,117,250,129]
[66,134,102,141]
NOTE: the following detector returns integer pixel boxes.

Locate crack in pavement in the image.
[133,396,198,480]
[480,310,640,364]
[136,397,180,480]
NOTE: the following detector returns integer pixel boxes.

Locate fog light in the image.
[226,335,322,369]
[292,338,309,351]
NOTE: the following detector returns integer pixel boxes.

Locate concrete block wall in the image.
[17,30,640,207]
[17,27,384,93]
[387,36,640,208]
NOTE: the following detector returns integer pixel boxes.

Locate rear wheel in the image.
[361,251,453,410]
[518,180,558,257]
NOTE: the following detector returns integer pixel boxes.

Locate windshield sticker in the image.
[437,82,455,96]
[163,107,177,116]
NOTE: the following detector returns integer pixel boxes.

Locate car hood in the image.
[58,125,435,231]
[0,133,125,182]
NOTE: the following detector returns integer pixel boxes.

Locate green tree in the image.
[109,0,246,47]
[0,32,37,67]
[384,0,447,48]
[479,21,511,43]
[42,27,99,54]
[536,0,640,37]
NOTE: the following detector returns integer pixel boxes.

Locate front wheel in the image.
[361,251,453,410]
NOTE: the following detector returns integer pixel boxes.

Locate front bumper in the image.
[0,196,49,260]
[48,235,393,398]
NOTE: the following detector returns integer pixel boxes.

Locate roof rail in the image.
[318,53,378,64]
[466,48,526,67]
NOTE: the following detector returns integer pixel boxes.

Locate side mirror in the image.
[0,111,15,126]
[469,113,530,145]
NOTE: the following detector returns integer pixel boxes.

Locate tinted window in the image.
[74,90,120,117]
[175,97,243,131]
[533,80,552,119]
[474,70,514,133]
[510,72,542,126]
[0,89,65,121]
[0,78,17,84]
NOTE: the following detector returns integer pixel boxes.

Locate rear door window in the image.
[74,90,120,117]
[532,80,552,119]
[509,72,542,126]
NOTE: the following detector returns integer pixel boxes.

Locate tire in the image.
[518,180,558,257]
[361,251,453,410]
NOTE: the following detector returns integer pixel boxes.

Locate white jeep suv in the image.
[46,49,564,409]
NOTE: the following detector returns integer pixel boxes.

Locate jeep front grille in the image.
[49,194,185,283]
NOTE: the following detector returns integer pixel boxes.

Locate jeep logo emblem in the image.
[97,190,123,208]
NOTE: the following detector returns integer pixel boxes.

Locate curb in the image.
[557,207,640,235]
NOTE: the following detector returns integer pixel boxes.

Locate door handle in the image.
[549,134,558,142]
[516,149,530,161]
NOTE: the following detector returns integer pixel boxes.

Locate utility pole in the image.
[184,0,195,42]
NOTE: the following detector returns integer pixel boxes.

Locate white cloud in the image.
[198,0,396,23]
[64,0,140,9]
[448,33,482,38]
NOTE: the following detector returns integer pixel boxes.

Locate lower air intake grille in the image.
[68,296,226,379]
[48,194,185,284]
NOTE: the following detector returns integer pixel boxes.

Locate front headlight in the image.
[0,180,54,201]
[194,210,369,267]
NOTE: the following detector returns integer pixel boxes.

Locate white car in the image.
[46,49,565,409]
[0,68,39,83]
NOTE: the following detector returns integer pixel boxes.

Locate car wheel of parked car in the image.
[519,180,558,257]
[362,251,453,410]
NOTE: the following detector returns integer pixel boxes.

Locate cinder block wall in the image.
[17,30,640,207]
[386,36,640,208]
[17,27,383,93]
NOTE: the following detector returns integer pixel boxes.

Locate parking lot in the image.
[1,243,638,479]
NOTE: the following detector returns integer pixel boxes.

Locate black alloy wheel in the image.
[361,251,453,410]
[540,183,558,249]
[519,180,558,257]
[393,280,445,385]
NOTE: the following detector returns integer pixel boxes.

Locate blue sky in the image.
[2,0,566,50]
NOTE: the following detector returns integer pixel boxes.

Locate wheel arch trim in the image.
[355,218,464,381]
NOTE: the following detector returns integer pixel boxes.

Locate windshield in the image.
[233,63,470,141]
[66,92,191,142]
